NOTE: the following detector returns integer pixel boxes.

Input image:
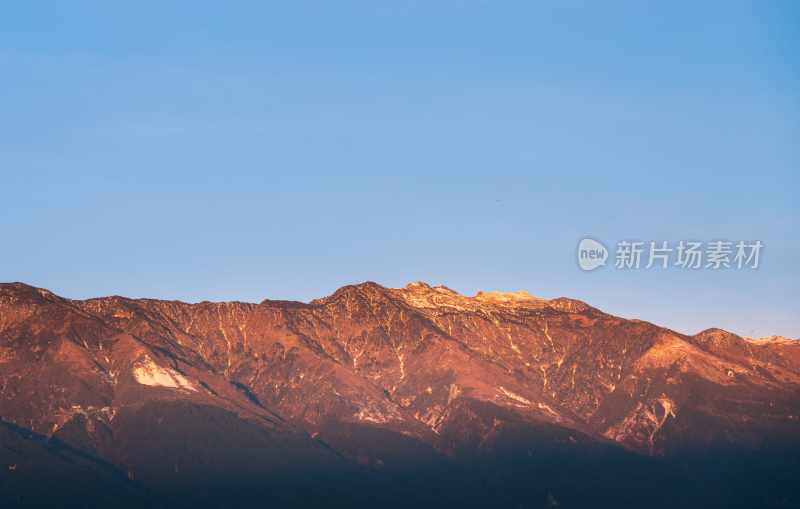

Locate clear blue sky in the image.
[2,1,797,338]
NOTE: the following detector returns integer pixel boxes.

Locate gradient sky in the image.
[2,1,798,338]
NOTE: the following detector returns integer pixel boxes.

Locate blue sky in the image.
[1,1,798,337]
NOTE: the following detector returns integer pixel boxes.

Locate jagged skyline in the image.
[2,280,798,507]
[2,3,798,339]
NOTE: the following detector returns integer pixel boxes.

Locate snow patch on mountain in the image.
[133,355,197,391]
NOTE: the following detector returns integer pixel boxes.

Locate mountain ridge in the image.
[1,280,799,508]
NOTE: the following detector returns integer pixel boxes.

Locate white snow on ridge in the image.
[133,356,197,391]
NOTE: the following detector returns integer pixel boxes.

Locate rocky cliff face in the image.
[1,281,799,508]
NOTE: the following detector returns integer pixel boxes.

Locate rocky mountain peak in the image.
[0,282,60,305]
[473,289,544,304]
[746,335,797,345]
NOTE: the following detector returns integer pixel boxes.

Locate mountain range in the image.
[1,281,798,508]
